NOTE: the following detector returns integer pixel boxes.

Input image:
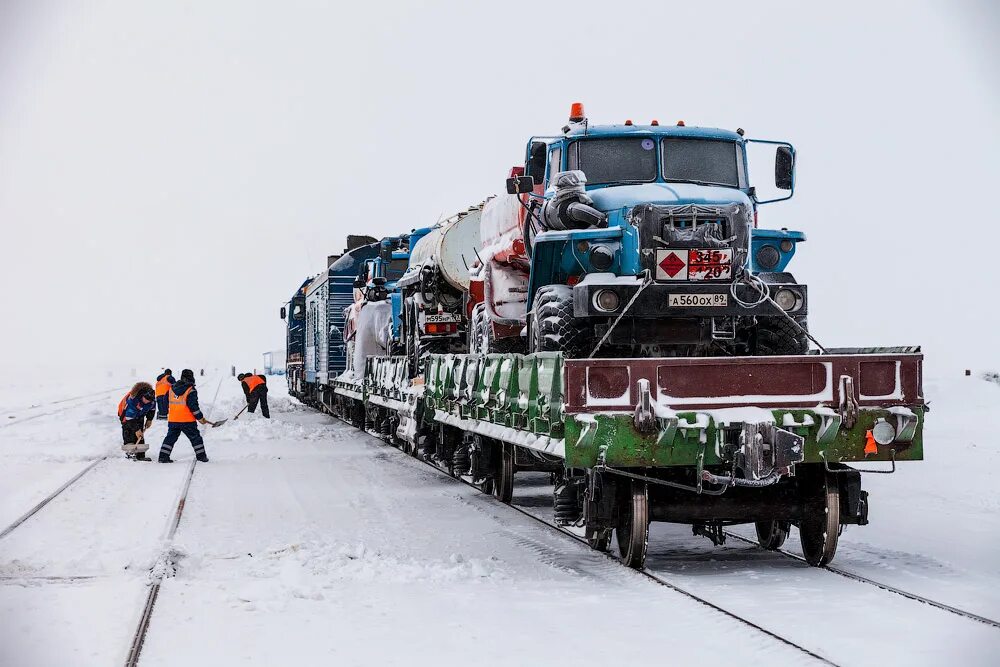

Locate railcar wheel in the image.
[615,479,649,570]
[755,520,790,550]
[494,442,515,504]
[585,525,612,552]
[799,472,840,566]
[350,399,365,428]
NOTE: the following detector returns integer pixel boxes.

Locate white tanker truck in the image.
[398,205,483,372]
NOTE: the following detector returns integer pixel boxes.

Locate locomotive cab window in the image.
[292,304,304,320]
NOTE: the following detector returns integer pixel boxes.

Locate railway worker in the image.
[158,369,218,463]
[237,372,270,419]
[154,368,175,420]
[118,382,156,461]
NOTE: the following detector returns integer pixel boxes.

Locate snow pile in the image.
[178,534,509,613]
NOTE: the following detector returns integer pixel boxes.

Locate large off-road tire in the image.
[472,301,525,354]
[529,285,592,357]
[754,314,809,356]
[468,303,488,354]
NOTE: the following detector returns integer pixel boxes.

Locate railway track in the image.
[346,417,840,666]
[317,407,1000,664]
[124,457,197,667]
[0,457,109,541]
[0,387,127,429]
[721,530,1000,630]
[0,385,155,540]
[123,376,223,667]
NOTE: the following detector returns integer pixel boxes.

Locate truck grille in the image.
[629,203,751,278]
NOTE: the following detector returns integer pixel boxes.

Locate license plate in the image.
[424,314,459,323]
[668,293,728,307]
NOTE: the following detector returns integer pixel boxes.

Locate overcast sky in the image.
[0,0,997,376]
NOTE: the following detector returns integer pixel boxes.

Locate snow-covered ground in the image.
[0,371,997,665]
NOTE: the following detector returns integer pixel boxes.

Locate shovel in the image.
[211,404,249,428]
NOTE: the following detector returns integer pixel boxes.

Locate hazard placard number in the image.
[668,294,728,307]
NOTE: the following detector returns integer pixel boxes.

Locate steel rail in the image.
[0,387,127,429]
[341,414,838,666]
[0,386,126,417]
[723,530,1000,630]
[318,397,1000,647]
[0,457,108,540]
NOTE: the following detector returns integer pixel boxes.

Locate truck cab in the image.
[478,103,809,358]
[348,229,433,355]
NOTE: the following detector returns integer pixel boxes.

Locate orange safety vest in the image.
[155,376,172,397]
[243,375,264,393]
[167,387,196,423]
[117,393,129,421]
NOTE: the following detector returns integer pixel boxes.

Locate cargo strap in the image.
[588,270,653,358]
[731,272,829,354]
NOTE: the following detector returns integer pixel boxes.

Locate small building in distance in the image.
[263,349,287,375]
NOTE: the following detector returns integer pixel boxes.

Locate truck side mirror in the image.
[280,306,286,320]
[775,146,794,190]
[506,175,535,195]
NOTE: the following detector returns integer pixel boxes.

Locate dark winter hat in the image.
[163,368,173,375]
[180,369,196,383]
[237,373,247,381]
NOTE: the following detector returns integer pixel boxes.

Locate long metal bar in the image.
[0,388,127,429]
[595,464,729,496]
[724,531,1000,630]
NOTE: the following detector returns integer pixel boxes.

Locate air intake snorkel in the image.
[542,171,608,231]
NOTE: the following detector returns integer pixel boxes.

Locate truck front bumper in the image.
[573,277,807,318]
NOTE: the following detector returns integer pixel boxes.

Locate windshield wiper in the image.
[663,178,735,188]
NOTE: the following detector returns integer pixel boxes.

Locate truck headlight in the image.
[589,245,615,271]
[593,289,621,312]
[773,288,801,311]
[755,245,781,270]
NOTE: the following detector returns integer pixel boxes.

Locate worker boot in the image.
[158,454,173,463]
[196,453,209,463]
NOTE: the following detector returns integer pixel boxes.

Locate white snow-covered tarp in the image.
[348,300,392,379]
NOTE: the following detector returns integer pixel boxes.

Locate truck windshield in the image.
[662,138,740,188]
[568,138,657,185]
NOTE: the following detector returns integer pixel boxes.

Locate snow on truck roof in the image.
[561,123,744,142]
